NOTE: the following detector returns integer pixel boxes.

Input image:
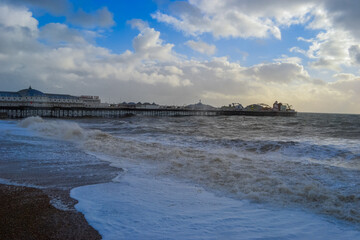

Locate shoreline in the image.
[0,183,101,240]
[0,118,122,239]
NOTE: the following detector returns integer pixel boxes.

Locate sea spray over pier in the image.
[18,114,360,224]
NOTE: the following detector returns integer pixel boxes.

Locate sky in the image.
[0,0,360,114]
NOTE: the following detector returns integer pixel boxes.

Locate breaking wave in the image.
[18,116,111,141]
[18,116,360,224]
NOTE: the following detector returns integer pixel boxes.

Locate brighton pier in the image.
[0,87,296,118]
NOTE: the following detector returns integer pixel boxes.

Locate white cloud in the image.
[0,3,38,30]
[152,0,316,39]
[294,30,356,71]
[185,40,216,55]
[274,55,303,64]
[331,73,360,94]
[244,62,309,84]
[127,19,149,31]
[0,3,41,54]
[131,27,177,63]
[152,9,282,39]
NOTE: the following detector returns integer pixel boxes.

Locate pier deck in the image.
[0,106,296,118]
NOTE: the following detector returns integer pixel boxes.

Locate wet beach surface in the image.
[0,120,120,239]
[0,184,101,240]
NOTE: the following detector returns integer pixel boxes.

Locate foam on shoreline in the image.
[71,173,360,240]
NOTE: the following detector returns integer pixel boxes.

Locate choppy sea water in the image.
[1,113,360,239]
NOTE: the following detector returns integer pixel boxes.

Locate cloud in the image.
[152,0,360,74]
[152,0,316,39]
[0,3,38,30]
[292,29,357,71]
[244,62,309,84]
[40,23,88,45]
[5,0,70,15]
[348,45,360,65]
[127,19,149,31]
[7,0,115,29]
[68,7,115,28]
[331,73,360,94]
[152,9,282,39]
[185,40,216,55]
[274,55,303,64]
[131,27,177,63]
[323,0,360,40]
[290,1,360,72]
[327,73,360,112]
[1,2,360,113]
[0,3,40,54]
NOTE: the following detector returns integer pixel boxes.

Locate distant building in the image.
[185,100,216,110]
[245,103,271,111]
[221,103,244,110]
[117,101,160,109]
[0,86,101,108]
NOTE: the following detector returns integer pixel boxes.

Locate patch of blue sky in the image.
[182,24,321,66]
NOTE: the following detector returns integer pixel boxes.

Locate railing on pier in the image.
[0,106,296,119]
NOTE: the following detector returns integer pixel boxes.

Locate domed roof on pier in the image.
[17,86,45,97]
[185,100,216,110]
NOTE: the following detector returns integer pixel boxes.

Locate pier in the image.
[0,87,297,119]
[0,106,296,119]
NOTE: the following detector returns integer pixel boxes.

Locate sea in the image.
[1,113,360,239]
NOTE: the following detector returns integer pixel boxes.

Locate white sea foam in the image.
[19,116,87,141]
[71,174,360,240]
[18,116,111,142]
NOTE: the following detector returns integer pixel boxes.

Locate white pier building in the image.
[0,87,101,108]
